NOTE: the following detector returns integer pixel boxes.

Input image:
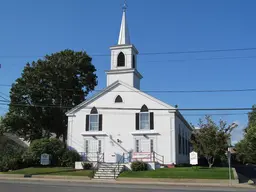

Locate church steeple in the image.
[118,1,130,45]
[106,2,143,89]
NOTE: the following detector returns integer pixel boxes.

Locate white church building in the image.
[66,5,192,166]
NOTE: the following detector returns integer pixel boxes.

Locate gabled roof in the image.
[65,80,176,116]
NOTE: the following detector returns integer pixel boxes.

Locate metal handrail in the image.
[113,153,125,179]
[153,151,164,164]
[90,152,104,179]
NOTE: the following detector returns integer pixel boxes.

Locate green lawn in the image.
[2,167,92,177]
[120,167,234,180]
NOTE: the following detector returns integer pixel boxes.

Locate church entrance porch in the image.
[84,138,104,162]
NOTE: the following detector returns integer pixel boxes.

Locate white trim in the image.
[66,80,176,116]
[81,132,108,137]
[131,130,159,136]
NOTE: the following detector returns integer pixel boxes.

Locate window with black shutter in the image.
[136,113,139,130]
[99,114,103,131]
[136,105,155,130]
[150,112,154,130]
[86,107,102,131]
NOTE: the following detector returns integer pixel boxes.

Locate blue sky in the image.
[0,0,256,143]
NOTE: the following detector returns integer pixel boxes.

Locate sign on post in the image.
[189,151,198,165]
[40,153,50,165]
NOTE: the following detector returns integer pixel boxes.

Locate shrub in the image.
[82,162,93,170]
[131,161,148,171]
[0,142,25,172]
[23,138,65,166]
[60,150,81,167]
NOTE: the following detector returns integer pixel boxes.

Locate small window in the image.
[90,107,98,114]
[85,140,89,154]
[98,140,102,153]
[140,104,149,112]
[132,55,136,68]
[117,52,125,67]
[115,95,123,103]
[136,140,140,152]
[150,139,154,153]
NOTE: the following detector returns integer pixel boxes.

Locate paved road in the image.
[0,180,255,192]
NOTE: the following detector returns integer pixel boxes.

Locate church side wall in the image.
[175,114,192,164]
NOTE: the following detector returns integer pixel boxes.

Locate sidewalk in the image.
[0,174,255,189]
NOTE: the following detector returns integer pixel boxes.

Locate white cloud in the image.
[231,121,246,145]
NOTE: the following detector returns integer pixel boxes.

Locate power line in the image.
[1,47,256,58]
[182,112,249,117]
[146,55,256,63]
[1,83,256,94]
[0,100,253,111]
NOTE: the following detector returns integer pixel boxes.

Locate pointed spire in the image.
[118,1,130,45]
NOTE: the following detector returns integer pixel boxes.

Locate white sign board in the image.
[132,152,151,162]
[189,151,198,165]
[40,153,50,165]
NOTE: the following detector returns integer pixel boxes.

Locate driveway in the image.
[234,164,256,184]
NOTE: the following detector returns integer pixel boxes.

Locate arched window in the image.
[139,105,149,130]
[136,105,154,131]
[117,52,125,67]
[140,104,148,112]
[87,107,99,131]
[115,95,123,103]
[90,107,98,114]
[132,55,136,68]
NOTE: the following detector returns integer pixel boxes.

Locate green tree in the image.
[3,50,97,142]
[235,106,256,164]
[191,116,237,168]
[235,139,249,164]
[0,116,4,136]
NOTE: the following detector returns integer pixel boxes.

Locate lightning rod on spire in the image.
[123,0,128,12]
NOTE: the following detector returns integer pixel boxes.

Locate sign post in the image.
[40,153,50,166]
[228,147,232,186]
[189,151,198,169]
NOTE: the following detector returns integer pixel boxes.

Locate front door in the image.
[85,139,103,162]
[141,139,150,152]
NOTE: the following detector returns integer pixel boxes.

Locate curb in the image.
[0,174,91,180]
[0,175,255,189]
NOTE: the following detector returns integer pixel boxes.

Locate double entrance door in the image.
[136,138,154,153]
[85,138,103,162]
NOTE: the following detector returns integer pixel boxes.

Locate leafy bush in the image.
[131,161,148,171]
[23,138,65,166]
[60,150,81,167]
[82,162,93,170]
[0,142,25,172]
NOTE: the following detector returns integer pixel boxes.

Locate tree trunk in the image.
[207,157,215,168]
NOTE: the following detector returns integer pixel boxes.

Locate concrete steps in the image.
[93,163,124,179]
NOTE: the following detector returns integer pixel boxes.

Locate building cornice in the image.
[110,44,139,54]
[105,68,143,79]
